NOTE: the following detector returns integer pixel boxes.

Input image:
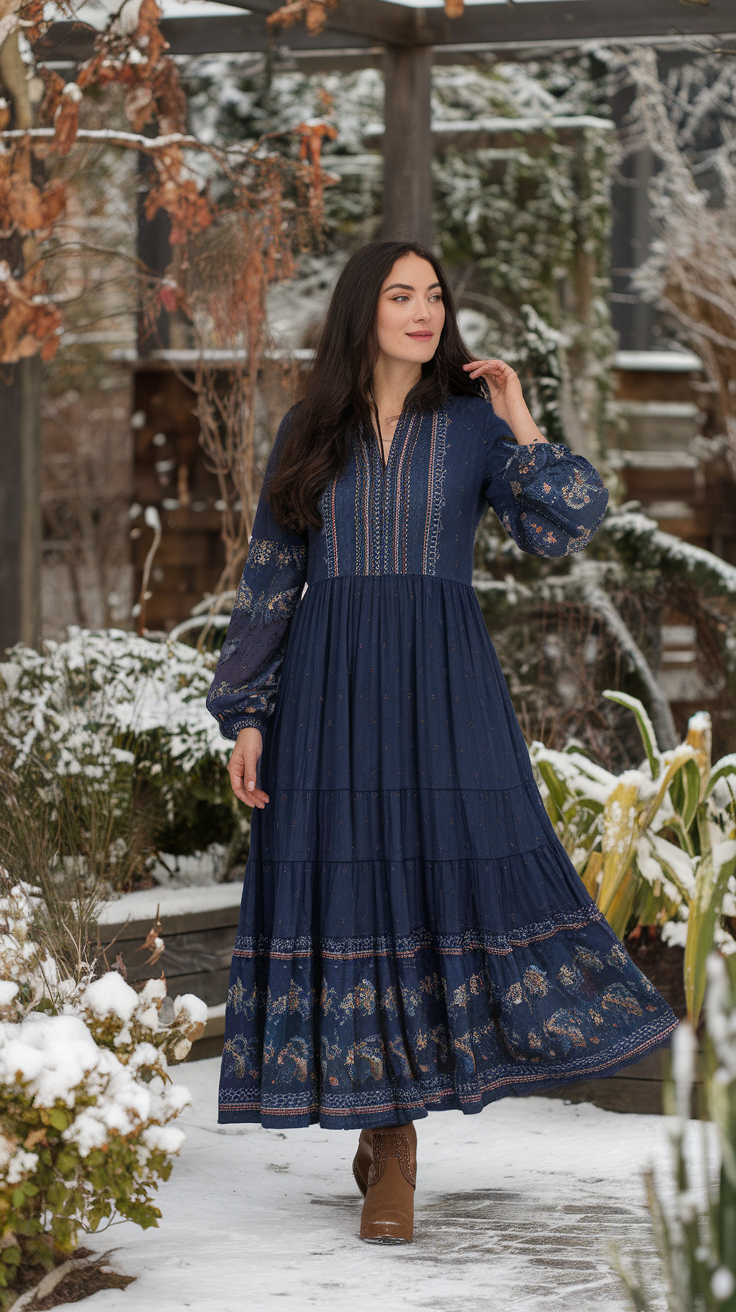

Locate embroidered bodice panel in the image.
[314,397,606,582]
[206,395,609,739]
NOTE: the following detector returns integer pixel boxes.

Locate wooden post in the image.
[610,82,656,351]
[381,44,433,247]
[0,358,42,652]
[0,30,42,653]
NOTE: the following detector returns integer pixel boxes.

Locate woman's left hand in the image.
[463,358,548,447]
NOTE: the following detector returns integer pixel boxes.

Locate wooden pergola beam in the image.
[37,0,736,64]
[35,14,376,62]
[215,0,736,49]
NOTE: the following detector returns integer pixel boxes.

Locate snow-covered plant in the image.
[614,957,736,1311]
[473,506,736,765]
[0,882,61,1023]
[0,1009,191,1300]
[0,629,240,890]
[1,627,225,779]
[0,879,206,1301]
[532,695,736,1025]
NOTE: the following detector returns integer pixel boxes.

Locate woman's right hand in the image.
[228,726,269,809]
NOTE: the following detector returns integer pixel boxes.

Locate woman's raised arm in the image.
[471,359,609,558]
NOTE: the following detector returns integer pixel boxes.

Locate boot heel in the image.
[352,1128,372,1197]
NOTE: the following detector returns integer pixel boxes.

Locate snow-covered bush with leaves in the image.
[0,628,244,890]
[472,504,736,768]
[0,880,205,1302]
[2,627,224,780]
[531,693,736,1026]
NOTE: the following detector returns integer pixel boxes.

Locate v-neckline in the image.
[374,409,407,475]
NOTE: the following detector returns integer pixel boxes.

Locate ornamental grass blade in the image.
[640,744,699,831]
[706,755,736,800]
[603,690,661,780]
[582,849,603,898]
[676,757,703,836]
[598,779,640,935]
[685,844,736,1027]
[536,758,568,822]
[602,866,639,942]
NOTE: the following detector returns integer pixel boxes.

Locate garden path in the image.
[58,1058,680,1312]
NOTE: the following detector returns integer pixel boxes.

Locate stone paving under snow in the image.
[57,1057,683,1312]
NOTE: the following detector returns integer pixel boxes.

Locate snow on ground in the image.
[55,1057,690,1312]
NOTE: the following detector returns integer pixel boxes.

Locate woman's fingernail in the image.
[247,780,254,788]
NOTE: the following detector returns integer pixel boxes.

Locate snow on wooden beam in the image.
[366,113,615,155]
[213,0,735,48]
[418,0,735,49]
[37,0,735,63]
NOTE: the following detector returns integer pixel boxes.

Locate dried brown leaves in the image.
[266,0,339,35]
[144,146,213,245]
[0,261,63,361]
[0,148,66,234]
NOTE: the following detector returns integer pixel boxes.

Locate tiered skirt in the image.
[217,575,677,1128]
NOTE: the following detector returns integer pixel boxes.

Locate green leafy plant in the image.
[532,694,736,1025]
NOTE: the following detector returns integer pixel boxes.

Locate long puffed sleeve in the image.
[482,430,609,558]
[206,414,307,741]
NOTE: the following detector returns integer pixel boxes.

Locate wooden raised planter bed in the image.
[97,884,242,1062]
[99,890,688,1109]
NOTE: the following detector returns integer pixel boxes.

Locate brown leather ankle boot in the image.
[352,1128,373,1197]
[359,1122,417,1244]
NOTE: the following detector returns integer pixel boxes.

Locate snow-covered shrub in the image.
[0,628,244,890]
[473,507,736,769]
[0,883,60,1023]
[1,628,224,778]
[531,694,736,1025]
[0,879,206,1300]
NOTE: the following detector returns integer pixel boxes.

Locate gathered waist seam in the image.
[303,572,476,590]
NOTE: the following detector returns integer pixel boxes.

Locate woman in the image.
[206,240,677,1245]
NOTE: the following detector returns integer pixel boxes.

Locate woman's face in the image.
[375,253,446,367]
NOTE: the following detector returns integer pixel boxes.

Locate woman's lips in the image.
[406,331,433,339]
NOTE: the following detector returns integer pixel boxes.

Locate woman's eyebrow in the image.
[383,282,442,292]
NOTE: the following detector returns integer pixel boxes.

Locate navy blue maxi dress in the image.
[206,394,677,1130]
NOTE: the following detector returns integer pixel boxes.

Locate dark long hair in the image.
[267,240,484,534]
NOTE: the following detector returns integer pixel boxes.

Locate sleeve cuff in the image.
[219,715,266,741]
